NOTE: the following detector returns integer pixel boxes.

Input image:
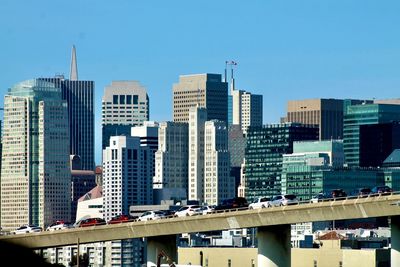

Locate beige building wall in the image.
[286,98,344,140]
[178,247,257,267]
[178,245,390,267]
[173,74,227,123]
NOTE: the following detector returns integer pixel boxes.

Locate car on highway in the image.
[77,217,106,227]
[330,189,347,199]
[46,220,74,231]
[138,210,167,221]
[311,192,330,203]
[107,214,136,224]
[13,224,43,234]
[196,205,215,215]
[350,187,372,198]
[214,197,249,210]
[269,194,299,207]
[371,185,393,195]
[174,205,202,217]
[249,197,271,209]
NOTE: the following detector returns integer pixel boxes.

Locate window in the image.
[127,95,132,104]
[120,95,125,104]
[113,95,118,104]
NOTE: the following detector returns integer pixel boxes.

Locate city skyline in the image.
[1,1,400,165]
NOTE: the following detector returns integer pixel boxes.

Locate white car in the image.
[249,197,272,209]
[269,194,299,207]
[46,220,74,231]
[13,224,43,234]
[174,205,202,217]
[138,210,166,221]
[196,205,215,215]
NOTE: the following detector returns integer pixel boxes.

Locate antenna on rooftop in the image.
[225,60,237,94]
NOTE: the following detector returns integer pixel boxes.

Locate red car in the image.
[107,214,135,224]
[78,218,106,227]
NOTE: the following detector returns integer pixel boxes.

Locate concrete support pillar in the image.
[391,216,400,266]
[146,235,177,267]
[257,225,291,267]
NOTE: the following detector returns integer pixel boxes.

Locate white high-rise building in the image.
[1,79,71,231]
[103,135,153,266]
[232,90,263,133]
[103,135,154,217]
[153,122,188,201]
[204,120,234,205]
[188,107,207,202]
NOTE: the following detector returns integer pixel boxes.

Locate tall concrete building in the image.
[103,135,153,266]
[204,120,233,205]
[231,90,263,133]
[39,46,95,170]
[284,98,371,140]
[153,122,188,202]
[1,79,71,231]
[188,107,207,202]
[173,73,228,123]
[102,81,149,149]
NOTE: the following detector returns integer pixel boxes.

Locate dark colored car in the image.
[78,218,106,227]
[214,197,249,210]
[107,214,136,224]
[330,189,347,198]
[350,187,372,197]
[371,185,393,195]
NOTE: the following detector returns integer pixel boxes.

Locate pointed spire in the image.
[70,45,78,81]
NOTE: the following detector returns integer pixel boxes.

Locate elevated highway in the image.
[2,193,400,266]
[2,194,400,248]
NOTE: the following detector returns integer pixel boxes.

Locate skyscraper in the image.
[103,135,153,266]
[173,73,228,123]
[39,46,95,170]
[188,107,207,202]
[343,103,400,167]
[102,81,149,149]
[244,123,318,200]
[284,98,371,140]
[153,122,188,202]
[1,79,71,231]
[204,120,233,205]
[359,122,400,168]
[231,90,263,133]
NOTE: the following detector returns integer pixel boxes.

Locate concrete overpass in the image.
[2,194,400,267]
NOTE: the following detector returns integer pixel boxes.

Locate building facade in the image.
[39,76,95,171]
[39,46,95,171]
[153,122,189,202]
[1,79,71,231]
[103,135,153,266]
[244,123,318,200]
[188,107,208,202]
[173,74,228,123]
[343,103,400,167]
[284,98,370,141]
[231,90,263,133]
[359,122,400,167]
[102,81,149,149]
[204,120,233,205]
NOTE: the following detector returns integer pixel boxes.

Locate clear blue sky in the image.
[1,0,400,165]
